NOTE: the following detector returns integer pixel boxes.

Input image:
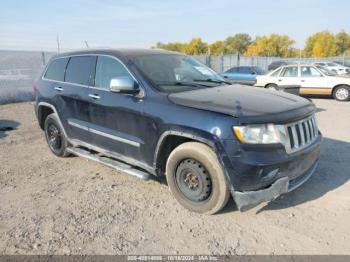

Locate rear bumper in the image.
[232,160,318,211]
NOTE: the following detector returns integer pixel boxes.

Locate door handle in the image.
[88,94,100,100]
[278,79,282,82]
[54,86,63,91]
[301,80,306,82]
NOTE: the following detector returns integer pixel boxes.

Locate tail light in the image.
[32,82,38,92]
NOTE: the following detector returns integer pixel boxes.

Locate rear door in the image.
[299,66,329,94]
[56,55,97,142]
[87,55,146,163]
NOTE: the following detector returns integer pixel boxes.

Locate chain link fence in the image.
[193,54,350,72]
[0,50,349,104]
[0,50,54,104]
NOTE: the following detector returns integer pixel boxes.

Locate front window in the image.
[131,54,225,93]
[94,56,133,89]
[301,66,323,77]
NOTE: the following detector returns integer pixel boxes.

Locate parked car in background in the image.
[34,49,321,214]
[268,60,295,71]
[255,64,350,101]
[220,66,267,85]
[333,61,350,75]
[313,62,350,75]
[333,60,350,67]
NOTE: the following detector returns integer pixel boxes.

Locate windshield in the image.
[315,65,337,76]
[131,54,226,93]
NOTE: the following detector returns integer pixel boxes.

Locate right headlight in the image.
[233,124,287,145]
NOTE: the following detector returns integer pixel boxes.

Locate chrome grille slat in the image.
[285,114,318,153]
[299,123,305,145]
[304,122,310,142]
[291,125,298,149]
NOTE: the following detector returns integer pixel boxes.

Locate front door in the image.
[87,55,146,165]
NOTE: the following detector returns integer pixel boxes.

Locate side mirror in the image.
[110,76,139,94]
[251,71,257,75]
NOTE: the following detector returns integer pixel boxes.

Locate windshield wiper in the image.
[156,81,211,87]
[193,78,232,85]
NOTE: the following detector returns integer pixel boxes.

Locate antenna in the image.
[84,40,89,48]
[56,35,60,53]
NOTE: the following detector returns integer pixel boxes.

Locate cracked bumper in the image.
[232,161,318,211]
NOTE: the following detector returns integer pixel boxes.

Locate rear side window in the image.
[281,66,298,77]
[65,56,96,86]
[44,58,68,81]
[271,68,282,77]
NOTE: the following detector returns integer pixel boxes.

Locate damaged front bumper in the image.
[232,161,318,211]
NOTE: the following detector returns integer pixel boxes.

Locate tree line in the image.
[154,31,350,58]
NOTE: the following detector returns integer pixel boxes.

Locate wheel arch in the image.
[37,102,67,136]
[264,83,278,88]
[153,130,219,177]
[332,84,350,94]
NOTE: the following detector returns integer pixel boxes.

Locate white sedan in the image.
[255,64,350,101]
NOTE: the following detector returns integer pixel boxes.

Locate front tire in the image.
[166,142,230,214]
[44,113,70,157]
[333,85,350,101]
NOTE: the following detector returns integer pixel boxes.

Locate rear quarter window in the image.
[65,56,96,86]
[44,57,69,81]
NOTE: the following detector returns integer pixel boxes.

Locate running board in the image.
[66,147,150,181]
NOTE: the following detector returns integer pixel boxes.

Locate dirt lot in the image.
[0,99,349,255]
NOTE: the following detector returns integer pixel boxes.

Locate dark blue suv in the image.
[34,49,321,214]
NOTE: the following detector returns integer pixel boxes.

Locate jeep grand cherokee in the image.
[34,49,321,214]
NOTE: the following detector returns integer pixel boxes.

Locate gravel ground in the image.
[0,98,349,255]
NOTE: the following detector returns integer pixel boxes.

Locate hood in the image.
[168,84,315,124]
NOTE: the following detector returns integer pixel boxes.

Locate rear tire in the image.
[165,142,230,214]
[44,113,70,157]
[333,85,350,101]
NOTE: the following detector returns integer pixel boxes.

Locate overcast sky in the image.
[1,0,349,51]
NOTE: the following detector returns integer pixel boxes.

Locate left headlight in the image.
[233,124,287,144]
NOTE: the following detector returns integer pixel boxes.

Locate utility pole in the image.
[84,40,89,48]
[56,35,60,53]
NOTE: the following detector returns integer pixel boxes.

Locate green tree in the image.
[209,41,225,55]
[183,38,208,55]
[335,30,350,55]
[224,33,252,54]
[244,34,296,57]
[304,31,338,57]
[154,42,186,52]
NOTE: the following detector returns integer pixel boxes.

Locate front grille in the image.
[285,114,318,153]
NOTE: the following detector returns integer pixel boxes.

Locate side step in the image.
[66,147,150,181]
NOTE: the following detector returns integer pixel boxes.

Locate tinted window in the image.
[281,66,298,77]
[253,67,267,75]
[238,67,251,74]
[65,56,96,85]
[227,67,238,73]
[301,66,322,77]
[95,56,132,89]
[44,58,68,81]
